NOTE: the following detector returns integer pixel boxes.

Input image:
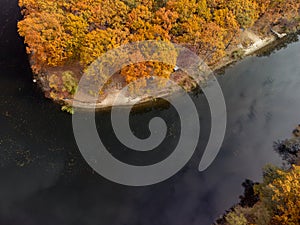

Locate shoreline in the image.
[212,34,276,72]
[35,30,295,112]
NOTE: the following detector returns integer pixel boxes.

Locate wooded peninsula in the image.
[18,0,300,112]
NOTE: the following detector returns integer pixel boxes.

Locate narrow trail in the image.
[244,30,262,43]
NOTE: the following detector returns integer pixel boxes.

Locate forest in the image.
[216,137,300,225]
[18,0,300,86]
[223,165,300,225]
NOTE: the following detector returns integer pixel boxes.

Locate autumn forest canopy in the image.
[18,0,300,89]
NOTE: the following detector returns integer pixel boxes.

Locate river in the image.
[1,1,300,225]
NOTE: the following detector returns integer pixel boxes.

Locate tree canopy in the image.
[18,0,300,83]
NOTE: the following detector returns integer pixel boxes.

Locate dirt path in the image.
[244,30,261,42]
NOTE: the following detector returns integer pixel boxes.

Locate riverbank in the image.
[212,30,277,72]
[34,29,292,112]
[26,12,299,112]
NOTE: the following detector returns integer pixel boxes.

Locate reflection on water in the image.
[1,2,300,225]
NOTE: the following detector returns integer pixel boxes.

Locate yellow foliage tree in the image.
[223,0,260,28]
[18,0,300,89]
[253,165,300,225]
[269,165,300,224]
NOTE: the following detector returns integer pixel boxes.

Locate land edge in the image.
[35,30,293,111]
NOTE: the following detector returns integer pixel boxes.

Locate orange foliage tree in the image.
[18,0,300,86]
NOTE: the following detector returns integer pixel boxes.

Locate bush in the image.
[62,71,77,95]
[61,104,74,114]
[225,208,248,225]
[231,49,245,60]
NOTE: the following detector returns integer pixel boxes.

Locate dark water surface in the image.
[1,1,300,225]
